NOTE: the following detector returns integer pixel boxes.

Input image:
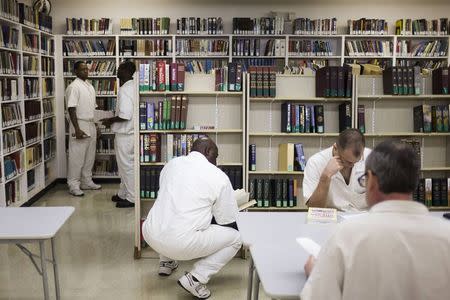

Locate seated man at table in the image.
[301,139,450,300]
[142,137,242,299]
[303,128,371,211]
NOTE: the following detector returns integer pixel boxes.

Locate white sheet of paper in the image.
[296,237,321,258]
[339,212,368,221]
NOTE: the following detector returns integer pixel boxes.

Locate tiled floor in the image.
[0,184,272,300]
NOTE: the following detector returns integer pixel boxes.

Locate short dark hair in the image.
[366,139,420,194]
[74,61,85,71]
[119,60,136,75]
[337,128,365,157]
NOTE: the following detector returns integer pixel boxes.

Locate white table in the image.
[0,207,75,300]
[237,210,450,300]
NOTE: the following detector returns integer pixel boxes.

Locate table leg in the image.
[247,256,254,300]
[252,269,260,300]
[51,238,61,300]
[39,241,50,300]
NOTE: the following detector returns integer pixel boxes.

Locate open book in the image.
[234,189,257,211]
[239,199,257,211]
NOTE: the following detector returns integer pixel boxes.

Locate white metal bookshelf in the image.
[0,16,56,207]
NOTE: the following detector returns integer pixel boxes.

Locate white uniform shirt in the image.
[303,147,371,211]
[111,80,134,135]
[301,200,450,300]
[65,78,96,120]
[146,151,238,240]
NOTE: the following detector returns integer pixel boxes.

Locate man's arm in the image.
[68,107,87,139]
[212,180,239,230]
[304,156,343,208]
[101,116,127,127]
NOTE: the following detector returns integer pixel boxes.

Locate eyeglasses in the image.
[358,171,375,188]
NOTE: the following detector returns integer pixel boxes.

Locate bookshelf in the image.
[134,73,246,258]
[0,14,56,207]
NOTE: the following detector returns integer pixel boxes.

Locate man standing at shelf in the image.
[101,61,136,208]
[303,128,371,211]
[66,61,101,196]
[142,137,242,299]
[301,139,450,300]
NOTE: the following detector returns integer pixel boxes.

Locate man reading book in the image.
[301,140,450,300]
[303,129,371,211]
[142,137,242,299]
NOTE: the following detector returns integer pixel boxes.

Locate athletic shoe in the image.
[115,200,135,208]
[69,188,84,197]
[111,194,126,202]
[177,272,211,299]
[158,260,178,276]
[80,182,102,190]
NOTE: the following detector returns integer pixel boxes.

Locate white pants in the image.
[115,133,135,203]
[145,224,242,284]
[67,121,96,190]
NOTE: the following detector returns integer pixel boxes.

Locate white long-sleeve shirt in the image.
[146,151,238,241]
[301,200,450,300]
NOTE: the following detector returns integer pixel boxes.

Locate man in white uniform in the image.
[303,128,371,211]
[301,139,450,300]
[142,137,242,299]
[101,61,136,208]
[66,61,101,196]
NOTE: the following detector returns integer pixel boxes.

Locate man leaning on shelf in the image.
[142,137,242,299]
[65,61,101,197]
[303,129,371,211]
[301,139,450,300]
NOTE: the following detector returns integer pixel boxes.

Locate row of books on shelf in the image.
[288,40,333,57]
[0,1,52,32]
[119,18,170,35]
[96,97,115,111]
[24,78,38,98]
[119,39,172,57]
[177,39,228,56]
[96,136,115,154]
[25,121,40,144]
[27,169,35,191]
[43,78,54,97]
[4,180,20,206]
[43,118,54,137]
[93,156,118,176]
[345,40,392,57]
[249,143,307,172]
[396,40,448,58]
[176,17,224,35]
[0,25,18,49]
[293,18,338,36]
[65,18,113,35]
[432,67,450,95]
[413,104,450,133]
[232,17,285,35]
[248,66,276,98]
[0,78,17,101]
[26,143,42,169]
[41,57,55,76]
[347,19,388,35]
[140,166,162,199]
[65,78,115,95]
[43,138,56,160]
[24,100,40,121]
[396,18,449,36]
[62,40,116,56]
[232,38,286,57]
[23,56,38,75]
[220,166,244,190]
[1,102,21,127]
[249,178,299,208]
[22,33,39,53]
[415,177,450,207]
[2,128,22,153]
[40,36,54,56]
[383,66,423,95]
[63,60,116,76]
[138,61,185,92]
[139,96,189,131]
[43,99,53,116]
[281,103,325,134]
[4,151,22,180]
[0,51,19,74]
[316,66,352,98]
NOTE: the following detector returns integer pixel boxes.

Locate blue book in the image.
[146,102,154,130]
[295,104,300,133]
[305,106,311,133]
[294,143,307,171]
[310,105,316,133]
[249,144,256,171]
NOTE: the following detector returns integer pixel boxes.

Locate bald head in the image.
[192,137,218,165]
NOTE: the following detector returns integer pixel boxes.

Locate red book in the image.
[170,63,177,91]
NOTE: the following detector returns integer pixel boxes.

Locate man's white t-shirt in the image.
[111,80,134,135]
[65,78,96,120]
[302,147,371,211]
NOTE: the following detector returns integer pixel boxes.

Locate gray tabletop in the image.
[0,207,75,240]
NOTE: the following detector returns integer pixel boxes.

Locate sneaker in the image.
[158,260,178,276]
[111,194,126,202]
[177,272,211,299]
[115,200,135,208]
[69,188,84,197]
[80,182,102,190]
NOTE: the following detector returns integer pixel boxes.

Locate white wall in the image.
[52,0,450,34]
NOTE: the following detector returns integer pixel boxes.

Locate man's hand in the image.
[101,118,112,128]
[75,129,88,139]
[322,156,343,178]
[304,255,316,277]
